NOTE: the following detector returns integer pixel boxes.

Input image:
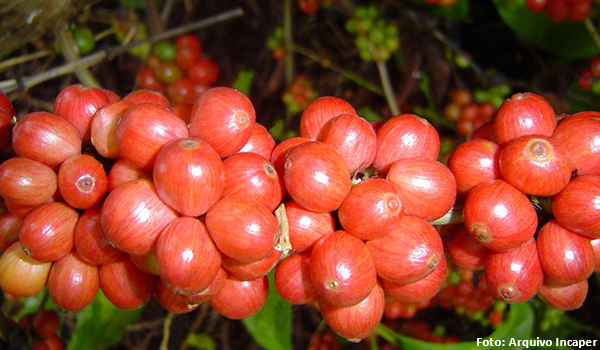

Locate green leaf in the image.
[410,0,469,21]
[242,273,292,350]
[232,70,255,96]
[186,333,217,350]
[68,290,144,350]
[492,0,599,60]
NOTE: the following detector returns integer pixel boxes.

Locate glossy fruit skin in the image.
[321,114,377,173]
[155,279,201,314]
[499,135,572,196]
[153,138,224,216]
[205,197,278,262]
[274,251,316,305]
[552,175,600,238]
[20,202,79,262]
[188,268,227,304]
[58,154,107,210]
[90,100,132,159]
[448,138,501,194]
[493,92,556,144]
[381,254,447,303]
[222,152,283,212]
[238,124,276,161]
[101,178,179,256]
[170,103,194,124]
[222,249,281,281]
[32,310,59,338]
[463,179,538,252]
[0,212,22,252]
[387,157,456,221]
[284,142,351,213]
[116,103,189,170]
[137,67,165,93]
[210,274,269,319]
[536,220,595,285]
[48,250,99,312]
[299,96,357,140]
[122,89,170,107]
[54,84,111,142]
[189,87,256,158]
[99,256,156,310]
[539,279,588,311]
[309,231,377,307]
[106,158,151,192]
[445,225,487,270]
[374,114,440,175]
[73,207,121,267]
[338,178,404,241]
[0,242,51,297]
[11,111,82,170]
[0,157,57,206]
[552,111,600,176]
[270,136,312,177]
[285,200,335,252]
[366,216,443,284]
[484,238,544,304]
[320,282,384,342]
[156,217,222,295]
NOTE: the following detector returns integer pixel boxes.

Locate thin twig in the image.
[179,303,211,350]
[159,312,175,350]
[376,60,400,115]
[0,50,54,73]
[161,0,178,25]
[584,18,600,53]
[283,0,294,86]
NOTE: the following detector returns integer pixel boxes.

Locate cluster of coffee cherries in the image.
[577,56,600,97]
[345,4,400,62]
[282,75,319,114]
[422,0,459,7]
[443,89,497,138]
[525,0,592,23]
[266,27,285,60]
[4,309,62,350]
[136,34,219,105]
[447,92,600,311]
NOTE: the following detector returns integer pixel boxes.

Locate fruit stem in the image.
[284,0,294,87]
[274,203,293,258]
[584,18,600,53]
[429,199,464,226]
[37,290,50,312]
[376,60,400,115]
[159,311,175,350]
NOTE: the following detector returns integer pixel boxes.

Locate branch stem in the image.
[159,312,175,350]
[376,60,400,115]
[584,18,600,53]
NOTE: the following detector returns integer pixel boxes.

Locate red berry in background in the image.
[321,114,377,173]
[0,157,57,207]
[189,87,256,158]
[107,158,151,192]
[552,175,600,238]
[578,69,593,91]
[552,111,600,176]
[166,77,196,105]
[101,178,179,256]
[448,138,501,194]
[545,0,569,23]
[387,157,456,222]
[32,310,59,338]
[284,142,351,213]
[210,274,269,319]
[366,216,443,284]
[526,0,547,12]
[0,242,51,297]
[58,154,107,210]
[568,1,592,21]
[11,111,82,170]
[136,67,165,92]
[374,114,440,175]
[484,238,544,304]
[0,212,22,252]
[274,251,317,305]
[175,34,202,52]
[54,84,110,143]
[222,249,281,281]
[499,135,572,196]
[539,279,588,311]
[74,206,122,265]
[90,100,132,159]
[122,89,170,107]
[48,250,99,312]
[338,178,404,241]
[0,108,12,149]
[285,200,335,252]
[270,136,312,177]
[206,197,278,262]
[493,92,556,144]
[153,61,183,85]
[99,256,156,310]
[238,123,276,161]
[175,45,202,70]
[299,96,357,140]
[153,138,224,216]
[463,179,537,252]
[188,59,220,85]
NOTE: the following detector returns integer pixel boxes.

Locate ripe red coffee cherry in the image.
[48,250,99,312]
[90,100,132,159]
[387,157,456,222]
[321,114,377,173]
[122,89,170,107]
[285,200,335,252]
[58,154,107,210]
[0,242,51,297]
[99,256,156,310]
[20,202,79,262]
[338,178,404,241]
[274,251,317,305]
[552,175,600,238]
[591,238,600,272]
[188,60,219,85]
[74,206,122,265]
[366,216,443,284]
[299,96,357,140]
[130,251,159,275]
[221,153,283,212]
[484,238,544,304]
[471,121,496,141]
[499,135,572,196]
[552,111,600,176]
[222,249,281,281]
[100,88,120,103]
[284,142,351,213]
[116,103,188,170]
[170,103,194,124]
[309,231,377,307]
[493,92,556,144]
[445,225,487,271]
[210,274,269,319]
[155,279,201,314]
[54,84,111,142]
[0,91,15,117]
[101,178,179,256]
[374,114,440,175]
[270,136,312,177]
[381,255,447,303]
[156,217,222,295]
[0,212,22,252]
[189,87,256,158]
[319,282,384,342]
[205,197,278,262]
[32,310,59,338]
[188,268,227,304]
[106,158,151,192]
[463,179,537,252]
[11,111,81,170]
[238,124,276,161]
[448,138,501,194]
[536,220,595,285]
[0,157,57,207]
[153,138,224,216]
[539,279,588,311]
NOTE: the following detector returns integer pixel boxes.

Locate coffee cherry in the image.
[0,157,57,207]
[210,274,269,319]
[493,92,556,144]
[99,256,156,310]
[285,200,335,252]
[299,97,357,140]
[90,100,132,159]
[54,84,110,143]
[122,89,170,107]
[238,124,276,160]
[58,154,107,209]
[448,139,501,194]
[106,158,151,192]
[0,242,51,297]
[270,136,312,177]
[130,251,159,276]
[0,212,22,252]
[321,114,377,173]
[381,255,447,303]
[74,206,122,265]
[155,279,201,314]
[188,60,219,85]
[552,111,600,176]
[222,249,281,281]
[445,225,488,270]
[48,250,99,312]
[539,280,588,311]
[552,175,600,238]
[274,251,316,305]
[32,310,59,338]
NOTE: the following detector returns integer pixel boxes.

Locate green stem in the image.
[376,60,400,115]
[159,312,175,350]
[376,324,402,346]
[0,50,54,73]
[584,18,600,53]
